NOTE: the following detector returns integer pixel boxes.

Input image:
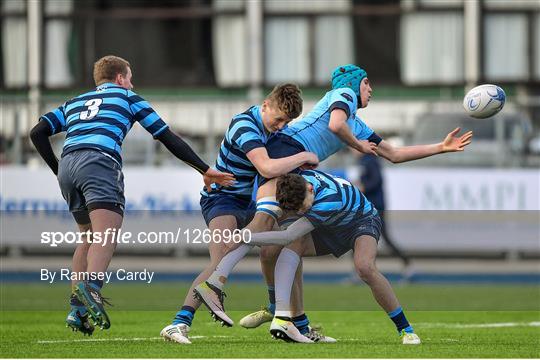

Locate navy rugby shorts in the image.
[312,208,382,257]
[200,193,256,228]
[57,149,125,224]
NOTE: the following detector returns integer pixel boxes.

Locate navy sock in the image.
[173,306,195,327]
[88,279,104,291]
[292,314,310,335]
[267,286,276,314]
[388,307,414,334]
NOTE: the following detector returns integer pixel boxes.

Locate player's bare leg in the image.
[86,209,123,273]
[72,222,92,288]
[353,235,420,344]
[353,235,400,312]
[73,209,123,330]
[66,222,94,335]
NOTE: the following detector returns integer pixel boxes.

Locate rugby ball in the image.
[463,84,506,119]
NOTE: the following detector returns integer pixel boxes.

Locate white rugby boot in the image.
[401,330,421,345]
[239,307,274,328]
[194,281,234,327]
[269,317,313,343]
[160,324,191,344]
[305,326,337,343]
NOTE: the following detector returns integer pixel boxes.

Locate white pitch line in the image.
[417,321,540,329]
[37,335,231,344]
[37,322,540,344]
[38,337,162,344]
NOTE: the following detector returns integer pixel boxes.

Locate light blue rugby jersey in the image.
[282,87,379,162]
[39,82,168,164]
[300,170,373,228]
[201,106,269,200]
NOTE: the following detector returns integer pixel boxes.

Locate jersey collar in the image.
[96,82,123,91]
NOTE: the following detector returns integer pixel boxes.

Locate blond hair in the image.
[93,55,131,86]
[266,83,303,120]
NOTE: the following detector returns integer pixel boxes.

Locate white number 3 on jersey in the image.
[80,98,103,120]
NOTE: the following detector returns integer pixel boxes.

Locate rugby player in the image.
[246,170,420,344]
[30,55,234,335]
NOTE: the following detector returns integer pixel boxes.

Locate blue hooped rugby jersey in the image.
[201,105,269,199]
[282,87,381,162]
[300,170,373,228]
[39,82,168,165]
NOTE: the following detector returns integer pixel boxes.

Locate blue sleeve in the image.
[39,105,67,135]
[229,118,265,154]
[353,116,382,144]
[128,90,169,138]
[328,88,357,118]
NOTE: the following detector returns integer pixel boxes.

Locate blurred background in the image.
[1,0,539,285]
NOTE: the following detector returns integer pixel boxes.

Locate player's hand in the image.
[203,168,235,192]
[357,140,378,156]
[441,127,473,152]
[300,152,319,170]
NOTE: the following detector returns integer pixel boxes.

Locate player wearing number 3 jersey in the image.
[29,55,234,335]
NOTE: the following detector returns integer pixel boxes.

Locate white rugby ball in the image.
[463,84,506,119]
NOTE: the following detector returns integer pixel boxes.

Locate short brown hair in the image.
[276,173,307,211]
[266,83,303,120]
[93,55,131,86]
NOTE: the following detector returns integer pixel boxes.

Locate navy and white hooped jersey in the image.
[39,82,168,165]
[201,106,269,200]
[300,170,373,228]
[282,88,382,162]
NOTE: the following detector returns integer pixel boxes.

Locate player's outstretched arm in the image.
[246,217,315,246]
[156,129,235,187]
[376,127,473,163]
[246,147,319,179]
[329,109,378,155]
[29,121,59,175]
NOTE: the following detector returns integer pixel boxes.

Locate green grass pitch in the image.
[1,283,539,358]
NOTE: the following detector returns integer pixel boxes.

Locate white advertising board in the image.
[2,166,539,211]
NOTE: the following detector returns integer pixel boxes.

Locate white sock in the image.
[206,244,252,289]
[274,248,300,319]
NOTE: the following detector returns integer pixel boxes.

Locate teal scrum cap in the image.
[331,64,367,101]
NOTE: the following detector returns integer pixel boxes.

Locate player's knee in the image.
[355,261,377,282]
[260,246,281,263]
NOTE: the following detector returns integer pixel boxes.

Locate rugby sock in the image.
[388,306,414,334]
[267,286,276,314]
[274,248,300,318]
[88,279,103,291]
[207,244,252,289]
[172,306,196,327]
[292,313,310,335]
